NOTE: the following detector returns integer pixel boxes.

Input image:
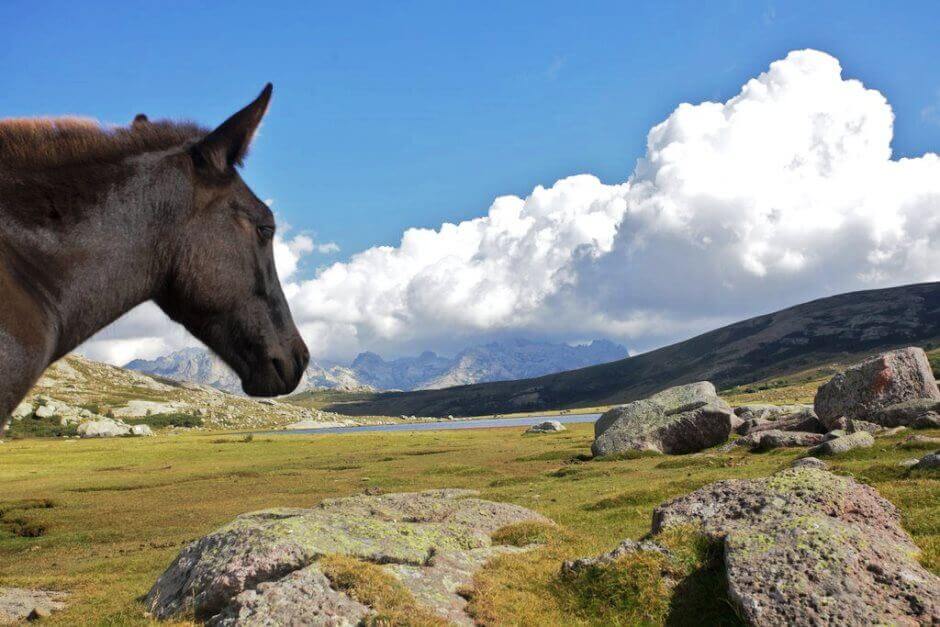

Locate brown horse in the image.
[0,85,309,428]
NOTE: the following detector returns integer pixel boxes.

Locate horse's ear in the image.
[192,83,273,173]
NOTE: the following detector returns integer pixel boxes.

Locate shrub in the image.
[7,415,78,439]
[124,413,203,429]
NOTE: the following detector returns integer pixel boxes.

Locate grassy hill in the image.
[325,282,940,417]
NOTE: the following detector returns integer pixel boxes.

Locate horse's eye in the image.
[257,225,275,241]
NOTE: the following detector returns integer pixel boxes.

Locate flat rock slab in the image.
[146,489,549,625]
[0,587,67,624]
[815,347,940,429]
[652,468,939,625]
[592,381,733,456]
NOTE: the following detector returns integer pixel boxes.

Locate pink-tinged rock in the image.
[814,347,940,429]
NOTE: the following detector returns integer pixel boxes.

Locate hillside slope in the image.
[326,282,940,417]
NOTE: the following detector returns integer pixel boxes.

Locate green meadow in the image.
[1,422,937,625]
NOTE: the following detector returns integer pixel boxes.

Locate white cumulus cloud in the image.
[80,49,940,366]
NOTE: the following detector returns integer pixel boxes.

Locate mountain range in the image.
[124,339,629,394]
[324,282,940,417]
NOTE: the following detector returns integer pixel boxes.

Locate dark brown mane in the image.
[0,117,208,170]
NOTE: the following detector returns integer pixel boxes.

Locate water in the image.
[265,413,600,436]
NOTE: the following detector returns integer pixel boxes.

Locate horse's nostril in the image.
[271,357,288,388]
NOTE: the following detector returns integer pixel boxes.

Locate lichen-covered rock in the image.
[866,398,940,429]
[745,430,825,451]
[737,406,825,435]
[146,489,549,625]
[210,564,369,627]
[814,347,940,429]
[651,468,940,625]
[0,587,67,623]
[525,420,566,434]
[592,382,733,456]
[807,430,874,456]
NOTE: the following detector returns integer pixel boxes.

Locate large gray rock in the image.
[651,468,939,625]
[738,406,825,435]
[525,420,566,434]
[746,430,826,451]
[0,587,67,623]
[592,382,733,456]
[77,418,131,438]
[807,430,875,456]
[146,489,549,625]
[814,347,940,429]
[868,398,940,429]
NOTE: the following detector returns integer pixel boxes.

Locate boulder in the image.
[748,430,826,451]
[738,407,825,435]
[650,468,939,625]
[592,382,733,456]
[814,347,940,429]
[733,404,812,422]
[130,424,154,437]
[913,451,940,470]
[0,587,67,623]
[867,399,940,429]
[807,431,874,456]
[526,420,566,434]
[77,418,131,438]
[11,402,33,420]
[146,489,549,625]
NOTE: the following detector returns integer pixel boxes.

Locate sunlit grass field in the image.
[1,422,937,625]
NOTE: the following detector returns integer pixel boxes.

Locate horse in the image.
[0,84,309,429]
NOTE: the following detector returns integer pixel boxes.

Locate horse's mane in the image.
[0,117,208,170]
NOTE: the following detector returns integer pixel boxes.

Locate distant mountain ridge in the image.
[324,282,940,418]
[125,339,629,394]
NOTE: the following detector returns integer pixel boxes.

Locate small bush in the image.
[124,413,202,429]
[6,415,77,439]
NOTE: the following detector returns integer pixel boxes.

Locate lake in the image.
[266,413,600,436]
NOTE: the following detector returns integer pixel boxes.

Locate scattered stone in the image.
[791,456,827,470]
[880,425,907,437]
[823,429,847,440]
[899,434,940,449]
[898,458,921,468]
[814,347,940,429]
[592,382,733,456]
[33,405,56,419]
[847,419,882,434]
[525,420,566,434]
[807,431,874,456]
[146,489,549,625]
[650,468,939,625]
[913,451,940,470]
[0,588,67,624]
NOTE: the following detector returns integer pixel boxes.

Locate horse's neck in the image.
[3,182,170,360]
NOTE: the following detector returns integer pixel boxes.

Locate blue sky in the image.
[5,1,940,268]
[7,2,940,365]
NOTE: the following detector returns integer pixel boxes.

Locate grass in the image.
[319,554,448,625]
[0,423,936,625]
